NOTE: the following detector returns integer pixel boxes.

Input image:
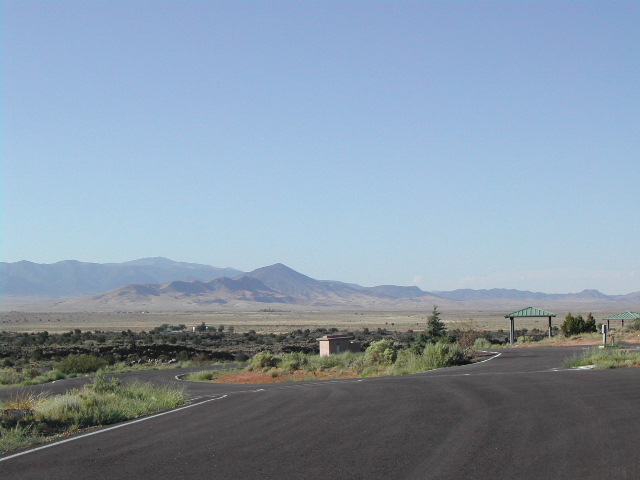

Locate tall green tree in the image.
[426,306,447,339]
[584,313,597,333]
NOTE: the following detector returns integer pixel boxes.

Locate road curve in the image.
[2,347,640,479]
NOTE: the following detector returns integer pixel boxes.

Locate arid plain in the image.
[2,300,637,334]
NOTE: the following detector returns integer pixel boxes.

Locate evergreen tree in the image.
[426,306,447,339]
[561,313,596,336]
[584,313,597,333]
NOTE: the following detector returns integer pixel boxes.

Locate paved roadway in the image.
[2,347,640,479]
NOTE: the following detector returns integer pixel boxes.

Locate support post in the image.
[548,316,552,338]
[510,317,515,345]
[602,324,608,345]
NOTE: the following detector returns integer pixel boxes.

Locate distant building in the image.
[318,334,361,356]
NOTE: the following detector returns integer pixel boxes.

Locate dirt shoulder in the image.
[211,368,363,384]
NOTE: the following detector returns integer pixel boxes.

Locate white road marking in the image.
[472,351,502,364]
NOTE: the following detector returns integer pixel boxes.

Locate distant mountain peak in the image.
[248,263,314,281]
[245,264,320,296]
[569,289,611,299]
[116,257,179,267]
[255,263,300,273]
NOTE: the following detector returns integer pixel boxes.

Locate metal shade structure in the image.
[504,307,557,345]
[602,311,640,330]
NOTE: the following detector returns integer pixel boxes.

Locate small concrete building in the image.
[318,334,361,356]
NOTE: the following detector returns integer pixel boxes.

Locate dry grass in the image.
[1,306,636,334]
[0,376,188,454]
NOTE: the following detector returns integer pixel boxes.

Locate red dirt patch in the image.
[212,369,362,384]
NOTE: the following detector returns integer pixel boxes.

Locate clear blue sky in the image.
[2,1,639,294]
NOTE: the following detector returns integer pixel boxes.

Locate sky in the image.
[2,1,639,294]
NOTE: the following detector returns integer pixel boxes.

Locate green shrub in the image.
[473,338,492,350]
[35,394,83,421]
[0,368,22,386]
[364,340,397,365]
[186,370,216,381]
[0,368,66,386]
[303,352,366,372]
[422,342,465,369]
[87,375,122,394]
[54,354,110,374]
[21,369,66,386]
[390,349,431,375]
[280,352,308,372]
[249,352,281,370]
[561,313,597,337]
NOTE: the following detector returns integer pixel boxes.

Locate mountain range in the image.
[0,258,242,298]
[1,258,638,311]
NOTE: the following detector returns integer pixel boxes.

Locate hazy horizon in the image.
[1,256,637,296]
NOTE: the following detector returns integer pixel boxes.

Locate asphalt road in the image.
[2,347,640,479]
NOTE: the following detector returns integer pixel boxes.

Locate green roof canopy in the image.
[505,307,556,318]
[602,312,640,320]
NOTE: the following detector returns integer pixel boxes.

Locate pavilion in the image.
[504,307,556,345]
[602,311,640,331]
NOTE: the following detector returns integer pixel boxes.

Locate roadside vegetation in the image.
[0,354,228,388]
[187,308,480,383]
[564,347,640,369]
[188,339,469,383]
[5,308,633,387]
[560,313,597,336]
[0,374,188,453]
[1,311,491,387]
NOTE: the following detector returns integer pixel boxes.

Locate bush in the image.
[35,394,83,421]
[187,370,217,382]
[280,352,308,372]
[561,313,597,337]
[0,368,66,386]
[473,338,492,350]
[0,369,22,386]
[303,352,366,372]
[422,342,465,369]
[54,354,110,374]
[21,369,66,386]
[364,340,397,365]
[390,343,467,374]
[249,352,281,371]
[87,375,122,394]
[391,349,431,375]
